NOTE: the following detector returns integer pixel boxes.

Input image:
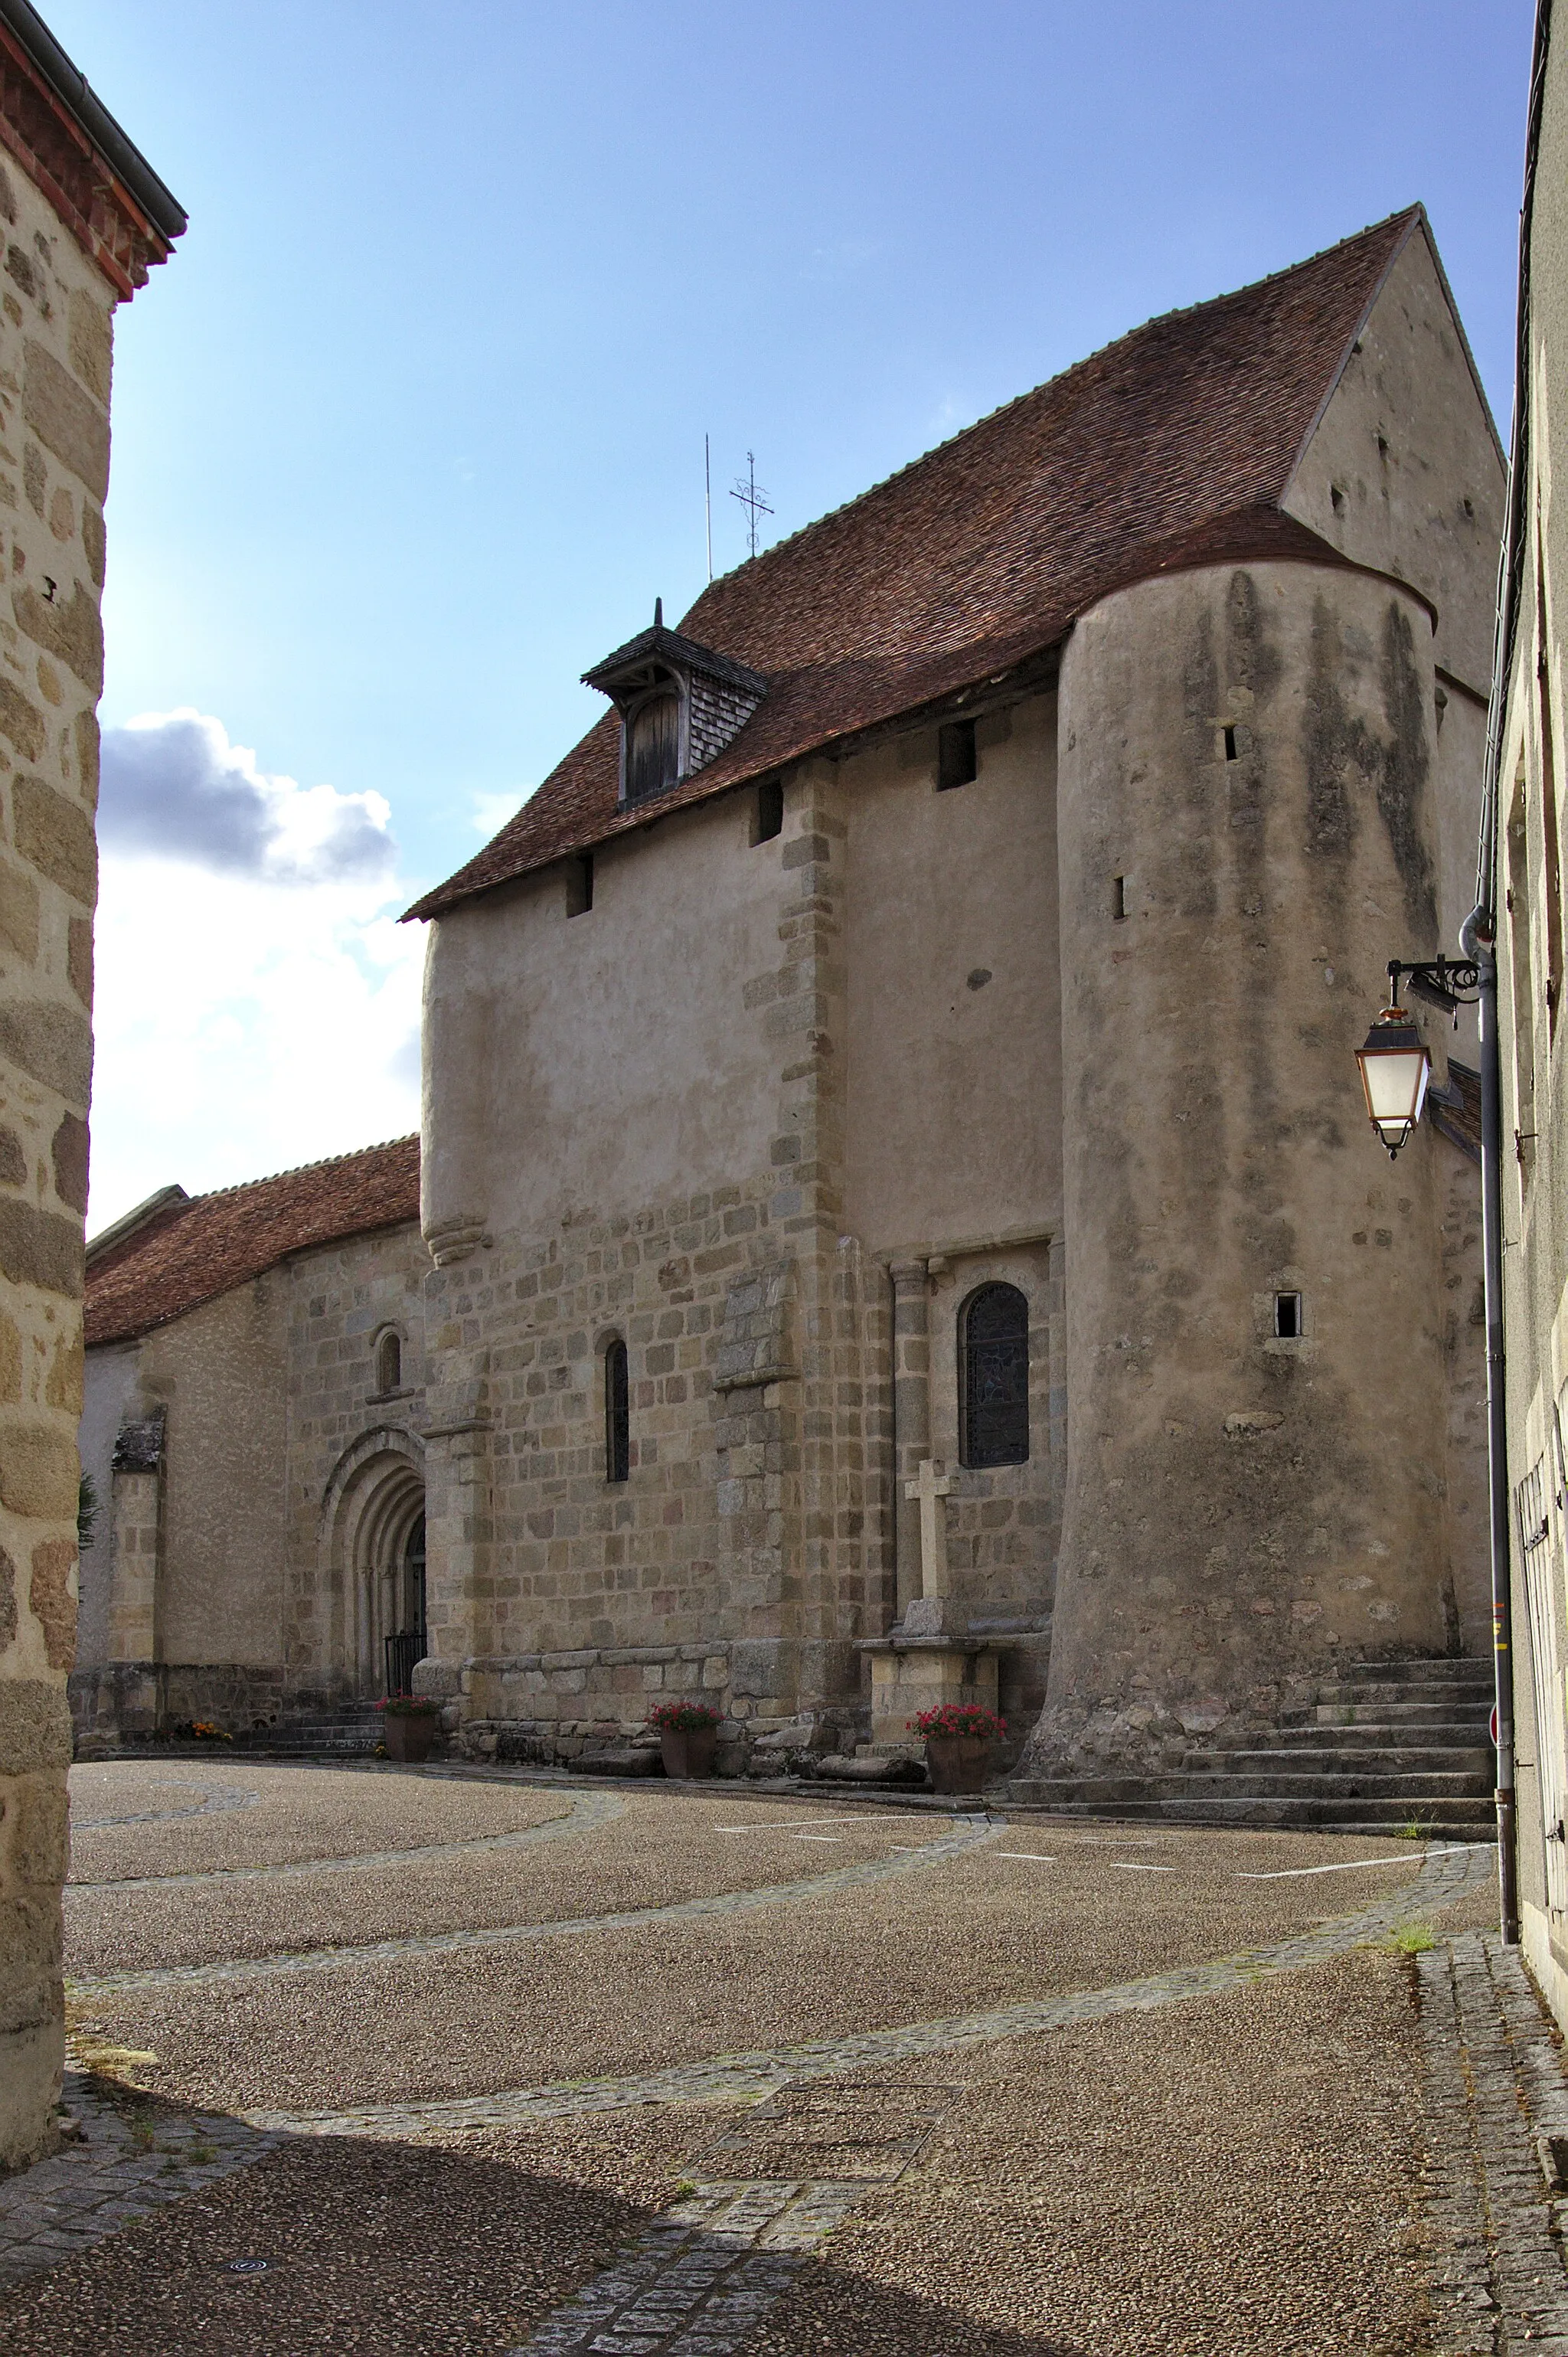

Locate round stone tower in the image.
[1026,557,1462,1778]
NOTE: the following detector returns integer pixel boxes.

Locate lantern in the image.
[1354,1005,1431,1157]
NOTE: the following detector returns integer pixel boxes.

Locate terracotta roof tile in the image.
[409,209,1420,922]
[85,1136,420,1348]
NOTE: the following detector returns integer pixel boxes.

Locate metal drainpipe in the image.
[1462,904,1519,1943]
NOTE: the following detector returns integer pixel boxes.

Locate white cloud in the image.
[88,710,426,1233]
[99,708,395,884]
[471,788,521,838]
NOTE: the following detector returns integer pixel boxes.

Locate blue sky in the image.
[57,0,1535,1226]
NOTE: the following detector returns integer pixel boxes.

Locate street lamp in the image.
[1354,1005,1431,1156]
[1352,956,1478,1159]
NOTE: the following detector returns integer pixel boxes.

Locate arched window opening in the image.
[625,692,681,803]
[960,1283,1030,1469]
[605,1338,630,1483]
[376,1330,402,1394]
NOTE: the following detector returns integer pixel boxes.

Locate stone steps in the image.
[1214,1720,1489,1751]
[1301,1698,1491,1727]
[1008,1654,1498,1831]
[1004,1790,1498,1833]
[235,1710,384,1757]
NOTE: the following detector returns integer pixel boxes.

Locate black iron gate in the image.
[384,1628,425,1697]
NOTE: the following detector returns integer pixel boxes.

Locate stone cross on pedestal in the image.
[903,1456,954,1605]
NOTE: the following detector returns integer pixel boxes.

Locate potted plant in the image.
[913,1703,1004,1795]
[377,1694,442,1763]
[647,1698,722,1780]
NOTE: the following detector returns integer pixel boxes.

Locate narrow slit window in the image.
[753,777,784,843]
[937,720,978,792]
[566,854,593,917]
[605,1339,629,1483]
[377,1331,402,1393]
[960,1282,1030,1469]
[1274,1293,1302,1341]
[1223,725,1239,762]
[1112,875,1126,920]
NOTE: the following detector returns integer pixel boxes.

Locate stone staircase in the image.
[234,1704,386,1757]
[1007,1656,1498,1836]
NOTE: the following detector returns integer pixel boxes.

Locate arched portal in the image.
[320,1429,426,1698]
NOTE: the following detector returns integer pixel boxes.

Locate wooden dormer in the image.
[583,600,766,808]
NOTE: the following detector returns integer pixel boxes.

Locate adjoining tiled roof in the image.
[409,208,1424,923]
[85,1136,420,1348]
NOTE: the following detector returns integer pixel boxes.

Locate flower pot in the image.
[924,1734,992,1795]
[660,1723,719,1779]
[384,1711,438,1763]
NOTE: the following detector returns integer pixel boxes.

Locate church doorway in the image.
[322,1433,426,1701]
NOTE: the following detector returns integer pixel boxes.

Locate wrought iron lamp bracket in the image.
[1384,955,1481,1022]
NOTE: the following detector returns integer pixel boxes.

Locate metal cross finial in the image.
[730,451,774,561]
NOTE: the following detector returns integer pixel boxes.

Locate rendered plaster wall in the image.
[1284,222,1506,695]
[1497,15,1568,1999]
[422,785,787,1253]
[1033,560,1482,1777]
[280,1221,429,1697]
[0,159,119,2170]
[841,694,1063,1256]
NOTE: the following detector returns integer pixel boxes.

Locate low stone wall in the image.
[68,1662,317,1743]
[449,1640,862,1774]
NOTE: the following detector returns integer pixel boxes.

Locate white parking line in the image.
[711,1816,913,1833]
[793,1834,842,1843]
[1110,1862,1176,1873]
[1235,1846,1465,1881]
[997,1852,1057,1863]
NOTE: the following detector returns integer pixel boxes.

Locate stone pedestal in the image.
[858,1634,1000,1748]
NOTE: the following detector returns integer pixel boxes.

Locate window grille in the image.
[605,1339,629,1483]
[1516,1458,1550,1555]
[960,1283,1030,1469]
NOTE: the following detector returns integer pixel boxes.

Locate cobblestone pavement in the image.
[69,1777,261,1831]
[13,1764,1568,2354]
[68,1786,621,1896]
[240,1838,1490,2138]
[67,1811,997,2002]
[0,2071,276,2283]
[1419,1933,1568,2354]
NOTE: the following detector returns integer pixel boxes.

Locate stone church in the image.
[77,206,1505,1785]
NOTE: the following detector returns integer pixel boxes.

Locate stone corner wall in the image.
[0,155,135,2174]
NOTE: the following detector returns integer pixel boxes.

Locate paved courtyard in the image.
[1,1760,1565,2353]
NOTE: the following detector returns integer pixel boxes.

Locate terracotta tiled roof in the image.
[409,208,1424,922]
[84,1136,421,1348]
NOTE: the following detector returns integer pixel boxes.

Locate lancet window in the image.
[605,1338,630,1483]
